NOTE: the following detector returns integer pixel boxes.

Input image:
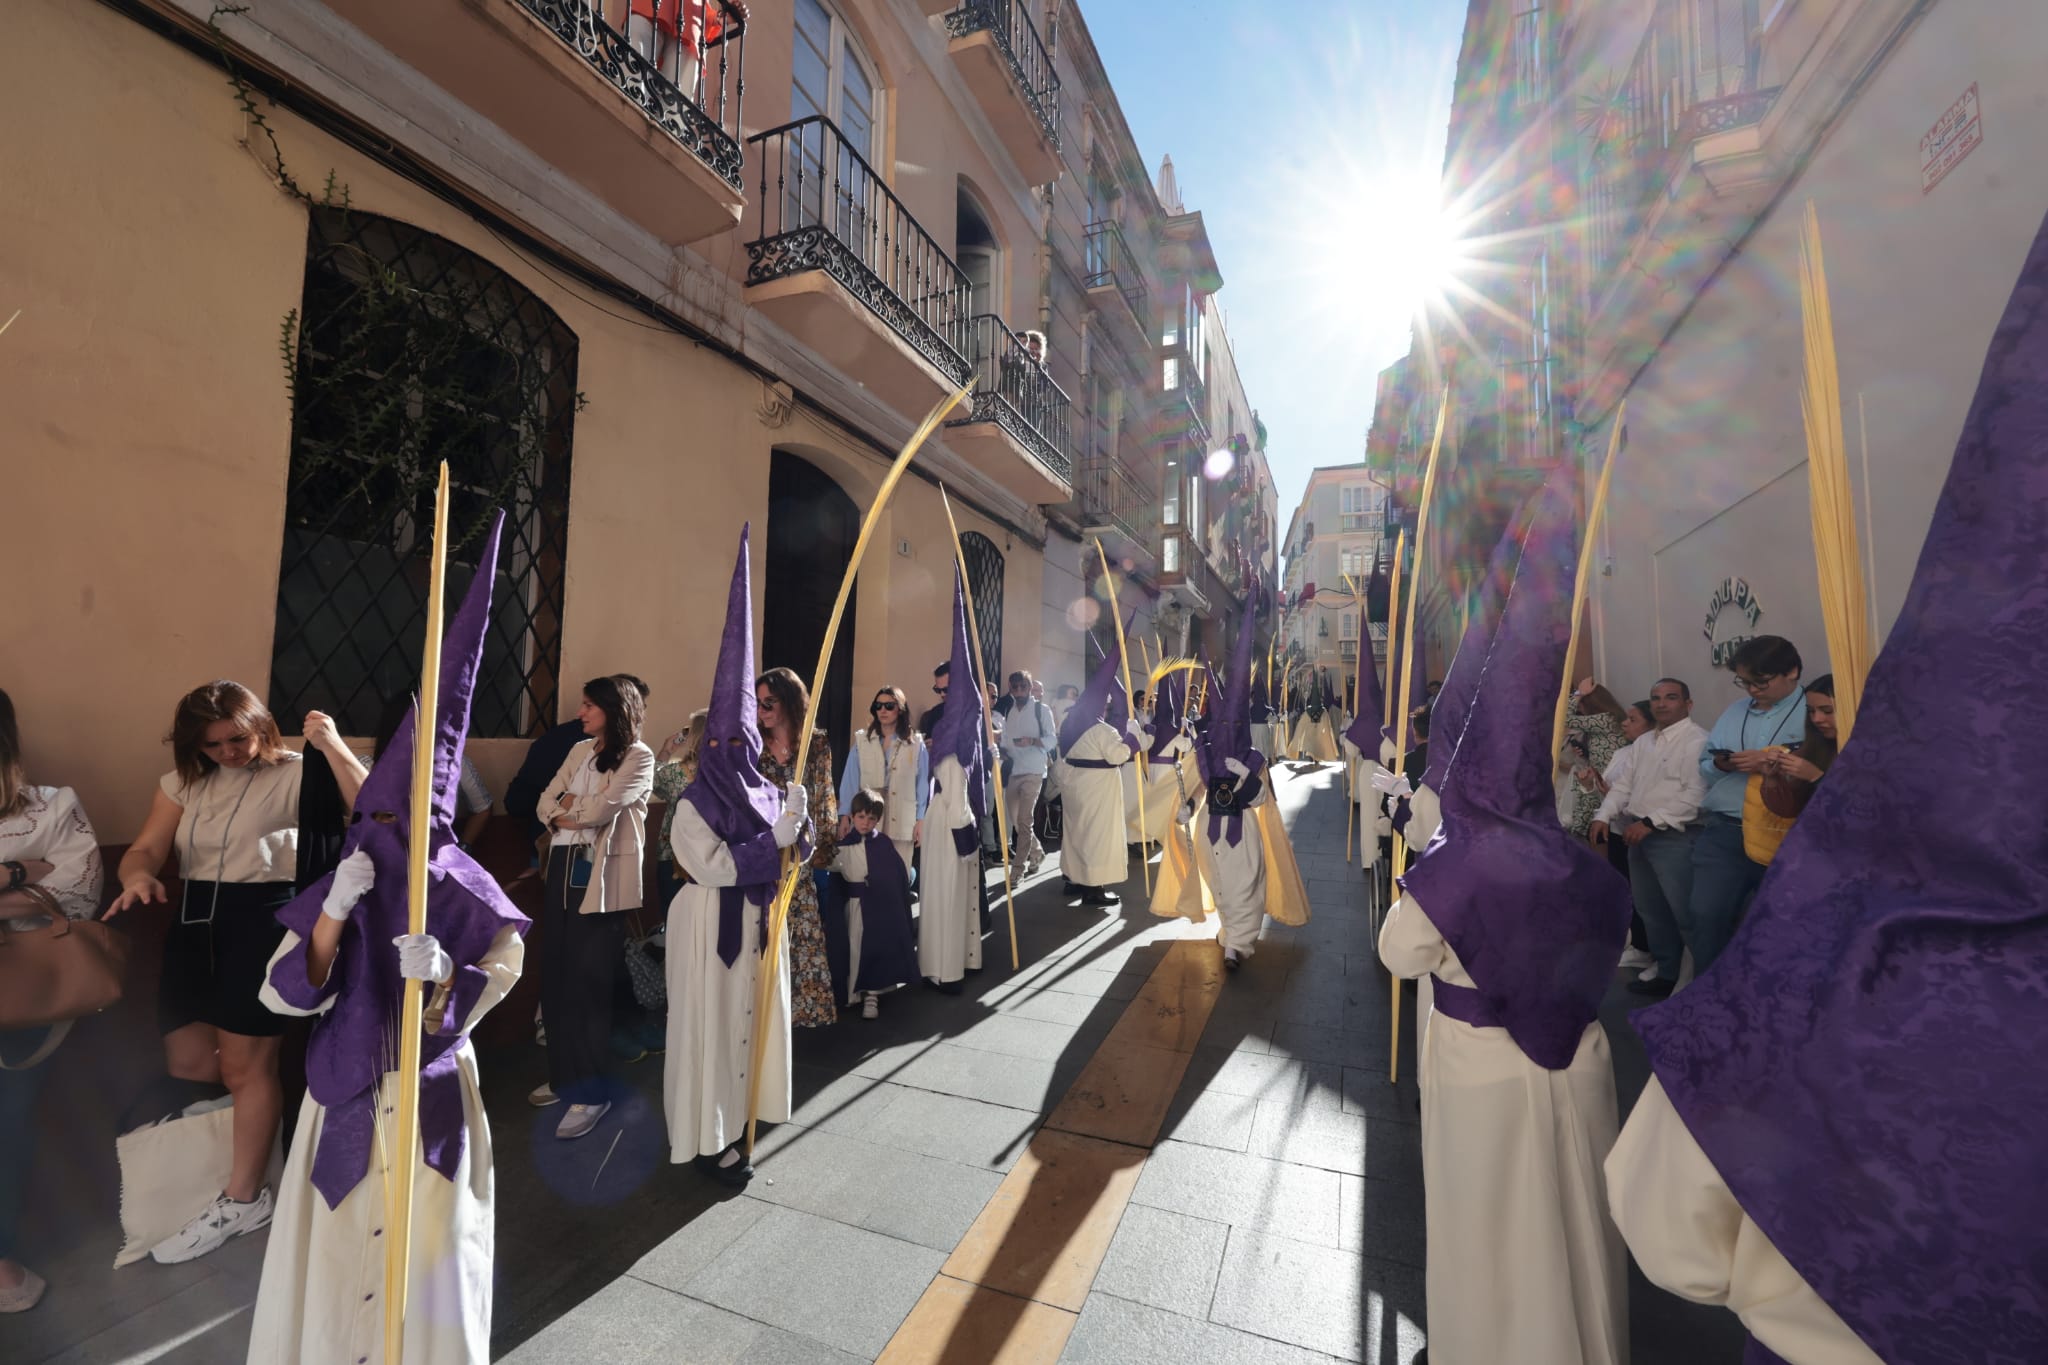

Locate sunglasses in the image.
[933,685,949,695]
[870,700,900,714]
[756,695,780,710]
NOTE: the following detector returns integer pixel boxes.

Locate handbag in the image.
[0,885,132,1038]
[622,907,667,1011]
[1742,773,1799,866]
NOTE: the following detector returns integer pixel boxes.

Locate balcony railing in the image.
[529,0,748,187]
[746,115,973,382]
[944,0,1060,150]
[948,314,1074,481]
[1586,0,1778,280]
[1084,221,1150,330]
[1075,453,1155,546]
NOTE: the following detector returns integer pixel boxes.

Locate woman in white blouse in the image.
[529,674,654,1139]
[0,688,105,1313]
[105,680,366,1265]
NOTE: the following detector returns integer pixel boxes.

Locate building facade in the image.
[6,0,1274,832]
[1372,0,2039,706]
[1279,467,1389,712]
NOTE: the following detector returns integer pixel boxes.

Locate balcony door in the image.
[790,0,881,247]
[765,451,860,764]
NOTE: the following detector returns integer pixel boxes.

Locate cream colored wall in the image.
[3,0,1048,834]
[1590,0,2048,701]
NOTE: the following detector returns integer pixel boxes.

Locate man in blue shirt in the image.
[1690,636,1806,973]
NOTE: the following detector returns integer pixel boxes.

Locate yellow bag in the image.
[1741,773,1798,866]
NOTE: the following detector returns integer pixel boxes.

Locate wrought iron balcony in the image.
[316,0,749,243]
[1074,453,1156,550]
[943,0,1061,182]
[946,315,1074,499]
[1084,221,1151,356]
[1585,0,1780,281]
[526,0,747,187]
[745,115,973,395]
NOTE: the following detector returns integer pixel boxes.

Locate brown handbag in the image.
[0,885,132,1033]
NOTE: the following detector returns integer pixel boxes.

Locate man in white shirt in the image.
[999,670,1055,875]
[1591,678,1707,999]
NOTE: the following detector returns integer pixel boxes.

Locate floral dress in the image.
[1565,712,1625,838]
[760,733,840,1027]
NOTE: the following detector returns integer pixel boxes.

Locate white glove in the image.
[321,849,376,922]
[772,784,809,849]
[1223,757,1251,781]
[394,933,452,983]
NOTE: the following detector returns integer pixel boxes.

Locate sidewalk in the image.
[8,763,1747,1364]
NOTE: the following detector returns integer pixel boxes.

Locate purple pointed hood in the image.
[1342,627,1385,755]
[272,511,528,1208]
[1194,591,1268,845]
[681,524,782,851]
[1398,474,1630,1070]
[1634,211,2048,1364]
[1420,509,1529,794]
[929,564,986,772]
[1060,633,1125,752]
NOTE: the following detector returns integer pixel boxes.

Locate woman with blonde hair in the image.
[106,680,367,1264]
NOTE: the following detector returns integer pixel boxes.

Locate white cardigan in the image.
[538,740,654,913]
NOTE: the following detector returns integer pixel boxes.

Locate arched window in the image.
[960,531,1005,683]
[271,208,577,738]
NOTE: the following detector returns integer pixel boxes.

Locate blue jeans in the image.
[1627,826,1696,982]
[1688,811,1768,973]
[0,1028,54,1260]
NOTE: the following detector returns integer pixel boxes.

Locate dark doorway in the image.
[765,452,859,769]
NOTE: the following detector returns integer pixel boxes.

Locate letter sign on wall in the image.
[1704,577,1764,668]
[1921,83,1984,196]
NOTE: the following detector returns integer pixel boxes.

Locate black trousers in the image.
[540,851,625,1105]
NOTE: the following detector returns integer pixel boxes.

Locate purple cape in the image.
[269,511,529,1210]
[1194,579,1268,846]
[1398,476,1630,1070]
[1635,209,2048,1364]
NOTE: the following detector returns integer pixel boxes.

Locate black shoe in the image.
[693,1146,754,1189]
[925,976,964,995]
[1628,977,1677,999]
[1060,881,1078,898]
[1080,888,1121,908]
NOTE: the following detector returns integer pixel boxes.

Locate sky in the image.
[1085,0,1469,527]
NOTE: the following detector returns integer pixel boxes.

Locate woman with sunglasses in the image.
[838,687,926,873]
[755,667,840,1027]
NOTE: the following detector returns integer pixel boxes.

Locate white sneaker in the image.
[1637,964,1662,982]
[528,1082,561,1107]
[862,993,880,1020]
[150,1188,273,1264]
[556,1101,611,1139]
[1617,946,1655,972]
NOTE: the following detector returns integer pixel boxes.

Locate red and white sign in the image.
[1921,83,1984,195]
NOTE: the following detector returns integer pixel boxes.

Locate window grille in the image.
[961,531,1005,683]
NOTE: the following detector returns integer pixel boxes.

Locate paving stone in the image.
[857,1085,1040,1171]
[736,1326,870,1365]
[1208,1227,1427,1363]
[878,1275,1078,1364]
[499,1276,761,1365]
[858,1040,1065,1112]
[684,1205,946,1359]
[788,1064,904,1137]
[952,1011,1105,1063]
[1000,986,1124,1027]
[1130,1140,1344,1247]
[1247,1098,1371,1175]
[1158,1084,1260,1152]
[1339,1173,1428,1269]
[1045,1039,1196,1147]
[1270,1021,1385,1070]
[749,1124,1004,1252]
[1188,1046,1346,1109]
[1340,1065,1421,1126]
[1090,1203,1230,1318]
[941,1128,1146,1311]
[627,1193,773,1291]
[1059,1291,1347,1365]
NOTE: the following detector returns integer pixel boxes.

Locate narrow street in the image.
[14,766,1745,1364]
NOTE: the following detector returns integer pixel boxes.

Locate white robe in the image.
[664,802,793,1162]
[1194,789,1269,957]
[249,927,524,1365]
[1607,1080,1880,1365]
[1295,712,1341,763]
[1056,722,1132,888]
[1378,893,1628,1365]
[1343,741,1385,871]
[1125,736,1190,843]
[1250,721,1276,765]
[918,753,982,983]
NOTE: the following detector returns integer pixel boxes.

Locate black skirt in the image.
[158,880,295,1038]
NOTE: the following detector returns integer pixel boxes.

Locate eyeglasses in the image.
[1732,674,1778,692]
